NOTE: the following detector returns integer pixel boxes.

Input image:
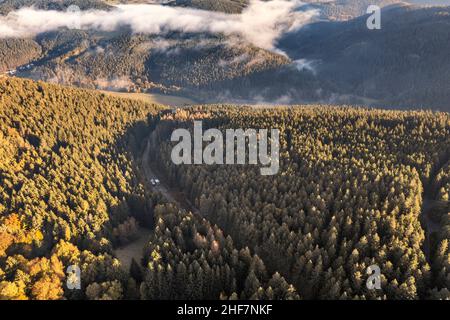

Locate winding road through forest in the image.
[114,139,200,271]
[141,139,201,216]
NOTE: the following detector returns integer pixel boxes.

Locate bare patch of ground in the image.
[114,227,152,271]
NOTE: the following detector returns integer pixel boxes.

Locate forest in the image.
[0,77,296,299]
[0,77,449,299]
[0,39,41,72]
[0,77,163,299]
[146,106,450,299]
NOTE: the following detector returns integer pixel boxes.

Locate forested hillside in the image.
[25,32,288,92]
[147,106,450,299]
[0,77,164,299]
[0,77,296,300]
[1,77,449,299]
[0,39,41,72]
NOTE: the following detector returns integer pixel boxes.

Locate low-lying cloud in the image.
[293,59,317,75]
[0,0,319,51]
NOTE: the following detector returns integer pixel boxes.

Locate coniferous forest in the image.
[0,77,449,300]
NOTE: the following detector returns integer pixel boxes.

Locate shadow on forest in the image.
[107,116,159,249]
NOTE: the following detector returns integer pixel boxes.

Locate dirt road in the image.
[114,139,201,271]
[142,140,201,215]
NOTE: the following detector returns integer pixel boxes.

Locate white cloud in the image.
[0,1,319,51]
[293,59,317,74]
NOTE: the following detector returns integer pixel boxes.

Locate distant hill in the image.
[0,0,289,94]
[168,0,408,18]
[1,1,450,110]
[292,1,450,21]
[9,30,288,93]
[409,0,450,5]
[0,0,112,15]
[170,0,249,13]
[302,0,403,20]
[278,4,450,110]
[178,3,450,110]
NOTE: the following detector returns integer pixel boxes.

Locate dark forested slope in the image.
[278,4,450,110]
